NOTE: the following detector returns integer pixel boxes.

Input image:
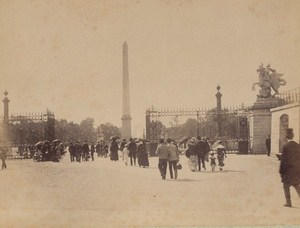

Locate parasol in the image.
[52,139,60,143]
[35,141,43,147]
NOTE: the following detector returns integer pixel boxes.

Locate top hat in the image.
[286,128,294,139]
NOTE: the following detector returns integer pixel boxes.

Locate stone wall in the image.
[270,102,300,154]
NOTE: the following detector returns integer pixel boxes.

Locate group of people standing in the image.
[112,137,149,168]
[35,140,65,162]
[69,141,96,162]
[185,136,226,172]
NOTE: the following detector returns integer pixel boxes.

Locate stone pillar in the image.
[215,85,223,137]
[3,90,9,125]
[121,42,132,140]
[1,91,10,144]
[249,98,279,154]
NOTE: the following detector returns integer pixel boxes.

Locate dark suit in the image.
[279,140,300,206]
[266,137,271,156]
[128,141,137,166]
[196,141,207,171]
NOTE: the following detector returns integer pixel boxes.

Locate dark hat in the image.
[286,128,294,139]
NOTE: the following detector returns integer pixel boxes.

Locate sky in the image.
[0,0,300,137]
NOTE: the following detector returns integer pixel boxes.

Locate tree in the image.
[181,118,198,137]
[99,122,121,141]
[80,118,97,142]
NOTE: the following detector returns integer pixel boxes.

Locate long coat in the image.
[110,141,119,161]
[137,143,149,167]
[279,141,300,185]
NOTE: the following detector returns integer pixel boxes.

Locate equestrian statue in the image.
[252,63,287,98]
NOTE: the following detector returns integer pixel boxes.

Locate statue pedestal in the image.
[249,98,279,154]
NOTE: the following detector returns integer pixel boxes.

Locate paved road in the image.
[0,154,299,227]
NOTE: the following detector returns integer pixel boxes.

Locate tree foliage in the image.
[100,122,121,141]
[8,117,121,145]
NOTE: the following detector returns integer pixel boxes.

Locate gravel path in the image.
[0,154,299,227]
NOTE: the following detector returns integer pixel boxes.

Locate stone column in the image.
[2,91,10,144]
[3,90,9,125]
[249,98,279,154]
[121,42,132,140]
[215,85,223,137]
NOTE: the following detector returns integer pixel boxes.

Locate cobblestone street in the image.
[0,154,299,227]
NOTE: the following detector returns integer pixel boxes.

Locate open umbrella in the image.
[52,139,60,143]
[109,136,119,140]
[179,136,190,144]
[35,141,43,147]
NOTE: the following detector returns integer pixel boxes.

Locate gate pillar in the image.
[249,98,279,154]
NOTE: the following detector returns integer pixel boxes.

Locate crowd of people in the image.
[68,141,109,162]
[3,127,300,210]
[155,136,227,180]
[34,140,66,162]
[66,138,150,168]
[111,137,149,168]
[184,136,226,172]
[1,136,227,177]
[17,144,36,159]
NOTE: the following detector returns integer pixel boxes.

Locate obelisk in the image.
[121,42,132,139]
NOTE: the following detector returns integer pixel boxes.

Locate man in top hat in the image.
[279,128,300,207]
[266,135,271,156]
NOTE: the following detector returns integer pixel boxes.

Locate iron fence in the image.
[276,87,300,106]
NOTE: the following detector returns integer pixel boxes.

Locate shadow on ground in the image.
[165,178,201,182]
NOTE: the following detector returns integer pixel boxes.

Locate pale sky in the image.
[1,0,300,137]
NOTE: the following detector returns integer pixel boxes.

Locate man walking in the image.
[82,141,89,161]
[90,142,95,161]
[266,135,271,156]
[128,138,137,166]
[155,139,168,180]
[96,141,101,157]
[75,141,82,162]
[0,145,8,169]
[167,138,179,179]
[196,136,206,171]
[69,142,75,162]
[279,128,300,207]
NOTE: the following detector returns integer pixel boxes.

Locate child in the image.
[216,140,226,171]
[122,144,129,166]
[209,152,216,172]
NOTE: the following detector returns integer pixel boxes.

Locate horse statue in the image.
[252,64,287,98]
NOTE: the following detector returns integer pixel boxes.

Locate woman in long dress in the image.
[110,138,119,161]
[137,140,149,168]
[185,138,198,172]
[122,143,129,166]
[216,141,226,171]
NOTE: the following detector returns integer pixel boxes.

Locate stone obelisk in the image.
[121,42,132,139]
